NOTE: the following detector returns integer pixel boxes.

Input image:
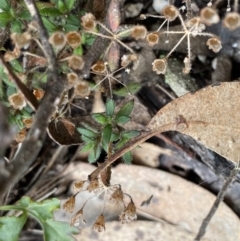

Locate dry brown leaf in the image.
[148,82,240,163]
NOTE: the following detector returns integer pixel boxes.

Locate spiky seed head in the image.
[200,7,220,25]
[206,37,222,53]
[49,31,66,50]
[74,81,90,98]
[67,72,79,87]
[146,32,159,46]
[66,31,82,49]
[93,214,105,232]
[152,58,167,74]
[8,93,26,110]
[81,13,96,31]
[63,196,75,213]
[91,61,106,74]
[22,117,33,129]
[110,187,124,205]
[15,128,27,143]
[119,200,137,224]
[68,55,85,70]
[131,25,147,40]
[11,32,31,49]
[223,12,240,31]
[162,5,179,22]
[33,89,45,100]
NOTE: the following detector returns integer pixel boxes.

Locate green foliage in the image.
[0,197,78,241]
[113,83,141,96]
[78,99,139,164]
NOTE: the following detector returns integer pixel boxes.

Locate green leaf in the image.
[73,45,83,56]
[42,17,57,32]
[106,99,115,117]
[0,213,27,241]
[66,14,79,26]
[81,142,94,153]
[39,8,62,17]
[43,219,79,241]
[16,197,60,221]
[88,144,101,163]
[0,0,11,12]
[77,127,98,138]
[115,115,131,124]
[57,0,67,13]
[102,124,112,145]
[110,132,120,142]
[10,59,23,72]
[10,20,22,33]
[115,137,129,150]
[65,0,75,11]
[64,23,79,32]
[113,83,141,96]
[121,130,139,139]
[17,10,31,20]
[115,99,134,120]
[81,135,95,143]
[0,12,12,22]
[122,151,132,165]
[92,113,108,125]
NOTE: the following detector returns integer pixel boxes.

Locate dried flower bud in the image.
[87,179,100,193]
[73,180,85,193]
[67,72,79,87]
[63,195,75,213]
[121,54,138,67]
[22,117,33,129]
[4,47,21,62]
[223,12,240,31]
[139,14,147,20]
[200,7,220,26]
[49,31,66,50]
[74,81,90,98]
[33,89,44,100]
[146,32,159,46]
[28,21,40,38]
[131,25,147,40]
[15,128,27,143]
[110,187,124,205]
[93,214,105,232]
[81,13,97,31]
[8,93,26,110]
[70,208,84,226]
[186,17,206,35]
[152,58,167,74]
[162,5,179,21]
[68,55,85,70]
[206,37,222,53]
[119,200,137,224]
[66,31,82,49]
[91,61,106,74]
[182,57,192,74]
[11,32,31,49]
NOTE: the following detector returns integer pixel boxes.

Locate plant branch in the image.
[194,167,239,241]
[0,0,65,203]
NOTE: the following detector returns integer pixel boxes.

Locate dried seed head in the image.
[15,128,27,143]
[206,37,222,53]
[67,72,79,87]
[200,7,220,25]
[121,54,138,67]
[110,187,124,205]
[81,13,97,31]
[4,47,21,62]
[28,21,40,38]
[74,81,90,98]
[93,214,105,232]
[70,208,84,226]
[131,25,147,40]
[152,58,167,74]
[33,89,44,100]
[63,196,75,213]
[87,179,100,193]
[11,32,31,49]
[186,17,206,35]
[8,93,26,110]
[49,31,66,50]
[162,5,179,21]
[22,117,33,129]
[66,31,82,49]
[223,12,240,31]
[119,200,137,224]
[68,55,85,70]
[146,32,159,46]
[91,61,106,74]
[182,57,192,74]
[73,180,85,193]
